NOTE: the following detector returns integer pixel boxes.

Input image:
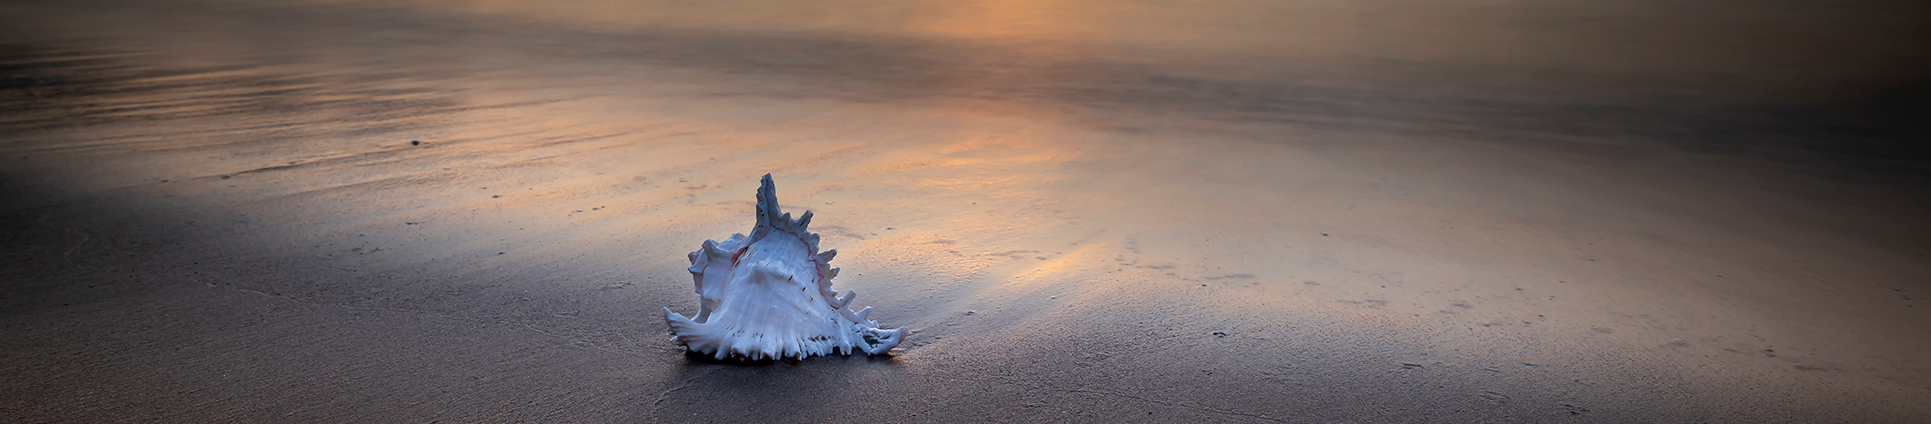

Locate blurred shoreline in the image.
[7,0,1929,191]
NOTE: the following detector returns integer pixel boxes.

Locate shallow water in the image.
[3,0,1929,422]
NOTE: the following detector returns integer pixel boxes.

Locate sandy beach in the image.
[4,0,1929,422]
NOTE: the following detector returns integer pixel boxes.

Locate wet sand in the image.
[4,0,1930,422]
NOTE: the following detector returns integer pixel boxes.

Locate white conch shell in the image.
[664,174,906,360]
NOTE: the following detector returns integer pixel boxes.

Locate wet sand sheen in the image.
[4,0,1930,422]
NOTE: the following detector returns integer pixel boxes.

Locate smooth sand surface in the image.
[4,0,1929,422]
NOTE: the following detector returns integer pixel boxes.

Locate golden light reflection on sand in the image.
[901,0,1079,42]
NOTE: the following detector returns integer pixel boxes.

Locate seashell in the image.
[664,174,906,360]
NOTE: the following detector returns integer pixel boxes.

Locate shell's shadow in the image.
[679,349,901,367]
